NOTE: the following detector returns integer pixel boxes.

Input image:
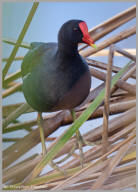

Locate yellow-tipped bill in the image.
[90,43,98,49]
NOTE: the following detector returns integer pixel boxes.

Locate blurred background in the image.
[2,1,136,172]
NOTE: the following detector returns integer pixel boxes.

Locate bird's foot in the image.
[76,130,84,168]
[40,151,67,176]
[56,131,84,168]
[56,143,77,164]
[82,139,101,146]
[76,132,101,168]
[56,134,100,168]
[49,160,67,176]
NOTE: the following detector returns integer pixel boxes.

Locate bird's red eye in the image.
[73,27,78,31]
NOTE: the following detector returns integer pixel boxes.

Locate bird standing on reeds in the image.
[21,20,97,172]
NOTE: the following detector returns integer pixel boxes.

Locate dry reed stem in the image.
[2,103,30,129]
[50,142,135,183]
[102,174,136,190]
[77,82,133,110]
[3,81,21,90]
[87,59,136,79]
[115,46,136,61]
[17,145,135,187]
[3,106,135,170]
[73,146,135,189]
[35,158,111,189]
[78,96,136,114]
[86,107,136,142]
[108,122,136,144]
[103,170,136,186]
[25,164,83,187]
[91,48,136,57]
[121,150,136,165]
[23,169,135,190]
[26,155,135,188]
[121,64,136,81]
[110,62,136,94]
[111,90,131,97]
[68,171,135,190]
[61,128,135,168]
[3,122,35,133]
[3,111,66,168]
[33,160,112,188]
[2,82,22,98]
[3,69,21,87]
[90,67,136,95]
[54,106,136,160]
[2,111,136,186]
[4,97,136,134]
[79,164,136,184]
[102,44,114,154]
[80,26,136,57]
[52,132,135,190]
[3,81,20,89]
[61,121,135,170]
[79,5,136,51]
[91,131,136,189]
[64,171,135,190]
[3,154,41,183]
[3,103,34,118]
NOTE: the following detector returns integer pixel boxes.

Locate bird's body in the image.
[21,19,97,170]
[21,20,93,112]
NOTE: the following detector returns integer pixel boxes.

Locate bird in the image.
[21,19,97,172]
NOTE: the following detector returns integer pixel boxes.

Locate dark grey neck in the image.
[57,41,79,58]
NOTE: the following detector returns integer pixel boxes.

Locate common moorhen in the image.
[21,19,97,170]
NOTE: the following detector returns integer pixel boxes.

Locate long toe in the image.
[82,139,101,146]
[76,131,85,168]
[49,160,67,176]
[56,143,77,164]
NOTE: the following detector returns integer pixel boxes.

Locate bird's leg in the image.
[75,129,84,168]
[37,112,66,175]
[37,112,47,156]
[56,109,100,166]
[70,110,101,167]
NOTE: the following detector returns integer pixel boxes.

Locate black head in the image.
[58,19,96,48]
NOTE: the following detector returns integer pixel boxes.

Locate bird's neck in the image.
[57,41,79,58]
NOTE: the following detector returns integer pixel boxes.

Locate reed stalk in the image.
[2,2,39,80]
